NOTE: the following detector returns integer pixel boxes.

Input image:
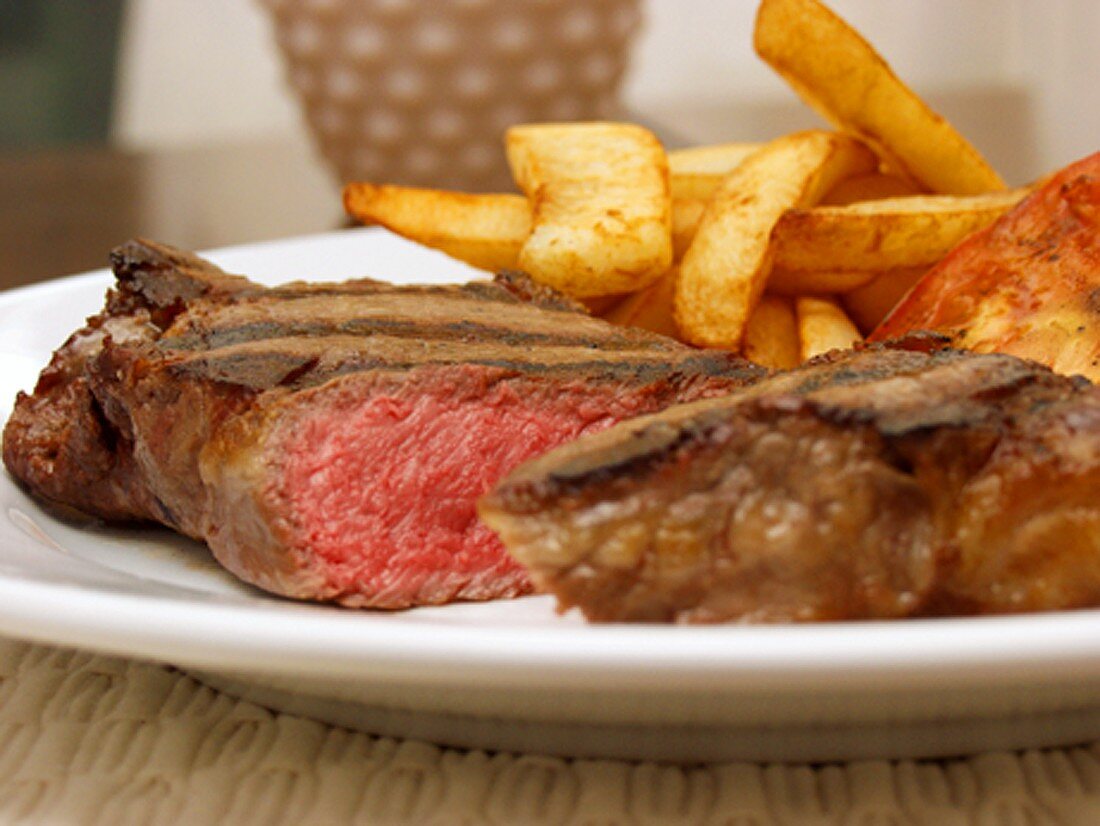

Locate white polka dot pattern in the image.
[1,637,1100,823]
[259,0,642,191]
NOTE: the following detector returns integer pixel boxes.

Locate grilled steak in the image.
[480,342,1100,622]
[3,239,762,608]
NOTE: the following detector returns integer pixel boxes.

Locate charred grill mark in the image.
[801,355,1063,437]
[499,399,779,508]
[779,347,998,398]
[777,357,931,395]
[166,345,753,391]
[517,421,700,509]
[492,270,587,312]
[257,279,516,303]
[167,350,327,389]
[465,279,527,303]
[277,356,321,387]
[455,357,757,385]
[810,396,997,437]
[144,279,505,316]
[208,275,522,304]
[159,314,678,353]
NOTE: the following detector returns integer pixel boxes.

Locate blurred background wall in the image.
[1,0,1098,285]
[3,0,1097,182]
[100,0,1100,185]
[0,3,125,146]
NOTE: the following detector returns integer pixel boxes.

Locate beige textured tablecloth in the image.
[2,635,1099,825]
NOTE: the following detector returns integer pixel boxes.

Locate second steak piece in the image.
[480,344,1100,622]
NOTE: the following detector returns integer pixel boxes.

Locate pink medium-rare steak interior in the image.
[206,364,678,608]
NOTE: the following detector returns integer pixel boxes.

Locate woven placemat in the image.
[0,636,1098,824]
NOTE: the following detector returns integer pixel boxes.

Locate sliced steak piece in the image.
[479,344,1100,622]
[3,239,763,608]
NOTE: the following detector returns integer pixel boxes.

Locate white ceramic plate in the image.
[3,228,1100,763]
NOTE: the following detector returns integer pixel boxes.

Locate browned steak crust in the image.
[2,241,257,522]
[480,346,1100,622]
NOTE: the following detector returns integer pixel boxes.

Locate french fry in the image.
[675,130,877,349]
[820,172,922,205]
[743,294,801,369]
[842,267,928,334]
[671,197,707,259]
[768,268,878,296]
[668,142,761,200]
[602,268,681,339]
[754,0,1005,195]
[796,295,863,360]
[346,185,719,274]
[343,183,529,272]
[771,189,1027,274]
[506,122,672,297]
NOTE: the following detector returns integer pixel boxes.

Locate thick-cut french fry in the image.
[772,190,1026,274]
[820,172,922,205]
[602,268,681,339]
[768,268,878,296]
[742,294,800,369]
[344,183,529,272]
[675,130,877,349]
[346,184,717,274]
[668,142,761,200]
[841,266,928,334]
[671,197,706,259]
[796,295,863,360]
[754,0,1005,195]
[506,122,672,297]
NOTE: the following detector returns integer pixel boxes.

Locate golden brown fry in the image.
[742,294,801,369]
[506,122,672,297]
[602,268,681,339]
[754,0,1005,195]
[796,295,863,360]
[772,189,1026,274]
[675,130,877,349]
[768,268,877,296]
[668,142,761,200]
[345,185,729,273]
[820,172,922,205]
[343,183,529,272]
[841,267,928,334]
[675,187,1016,276]
[671,197,706,260]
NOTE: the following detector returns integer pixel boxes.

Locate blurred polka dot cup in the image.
[261,0,642,191]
